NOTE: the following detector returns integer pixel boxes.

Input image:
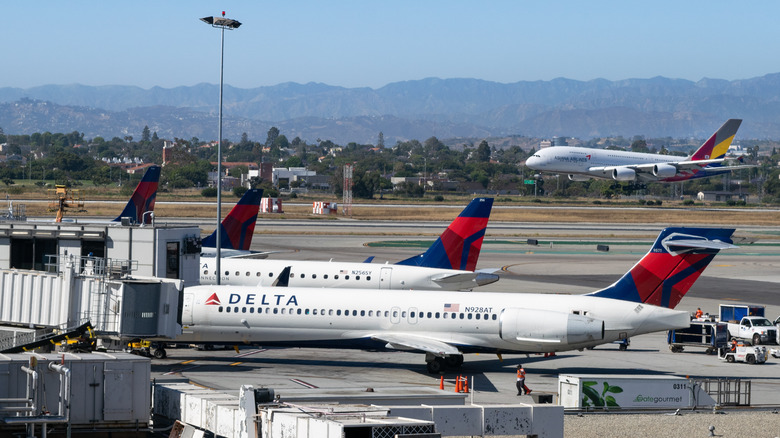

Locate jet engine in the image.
[499,308,604,349]
[611,167,636,181]
[568,174,591,181]
[652,163,677,178]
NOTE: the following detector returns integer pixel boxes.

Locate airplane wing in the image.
[224,252,271,259]
[430,270,500,287]
[370,333,461,356]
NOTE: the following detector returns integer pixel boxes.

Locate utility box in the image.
[719,304,765,322]
[558,374,713,409]
[0,352,150,428]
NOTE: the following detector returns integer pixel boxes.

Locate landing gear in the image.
[426,357,446,374]
[445,355,464,368]
[152,345,167,359]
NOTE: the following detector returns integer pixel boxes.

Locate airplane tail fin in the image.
[396,197,494,270]
[111,165,161,224]
[202,189,263,250]
[688,119,742,163]
[588,227,736,309]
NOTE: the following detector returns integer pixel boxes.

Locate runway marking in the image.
[229,362,243,366]
[180,360,197,364]
[290,378,318,388]
[164,365,201,375]
[234,348,268,358]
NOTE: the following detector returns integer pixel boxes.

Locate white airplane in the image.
[199,197,500,291]
[526,119,752,182]
[172,227,736,373]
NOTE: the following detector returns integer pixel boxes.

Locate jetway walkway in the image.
[0,254,183,353]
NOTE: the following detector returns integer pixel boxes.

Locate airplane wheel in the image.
[726,355,735,363]
[746,354,755,364]
[445,355,464,368]
[153,348,167,359]
[426,357,446,374]
[619,344,628,351]
[752,334,761,345]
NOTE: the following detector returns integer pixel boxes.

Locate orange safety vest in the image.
[517,369,526,380]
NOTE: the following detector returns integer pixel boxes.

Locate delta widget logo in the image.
[205,293,221,305]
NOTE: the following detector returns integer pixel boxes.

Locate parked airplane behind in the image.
[200,188,263,259]
[199,197,499,290]
[526,119,751,182]
[174,227,736,373]
[111,165,161,225]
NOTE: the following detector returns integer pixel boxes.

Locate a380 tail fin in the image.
[688,119,742,162]
[396,197,494,270]
[111,165,161,225]
[201,189,263,250]
[588,227,736,309]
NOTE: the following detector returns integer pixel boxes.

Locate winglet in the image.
[689,119,742,162]
[396,197,494,270]
[111,165,161,224]
[202,189,263,250]
[588,227,736,309]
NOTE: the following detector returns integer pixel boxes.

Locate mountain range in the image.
[2,74,780,145]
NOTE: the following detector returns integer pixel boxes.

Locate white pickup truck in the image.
[726,316,777,345]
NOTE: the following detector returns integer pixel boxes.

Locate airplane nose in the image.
[526,156,539,168]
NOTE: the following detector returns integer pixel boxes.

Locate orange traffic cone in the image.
[455,376,462,393]
[463,376,469,393]
[439,376,444,390]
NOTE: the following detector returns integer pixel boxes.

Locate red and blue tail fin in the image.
[202,189,263,250]
[396,197,493,270]
[588,227,736,309]
[111,165,161,224]
[688,119,742,162]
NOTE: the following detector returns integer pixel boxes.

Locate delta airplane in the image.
[111,165,161,224]
[200,188,264,259]
[173,227,736,372]
[199,197,499,290]
[526,119,752,182]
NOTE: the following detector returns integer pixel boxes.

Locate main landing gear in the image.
[425,353,464,374]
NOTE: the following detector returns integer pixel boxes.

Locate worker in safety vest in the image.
[516,364,531,396]
[694,307,703,319]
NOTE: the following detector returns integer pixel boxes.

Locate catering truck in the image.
[719,304,777,345]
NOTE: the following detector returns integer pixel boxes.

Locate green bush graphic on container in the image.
[581,381,624,407]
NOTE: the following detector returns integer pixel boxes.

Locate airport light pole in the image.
[200,12,242,285]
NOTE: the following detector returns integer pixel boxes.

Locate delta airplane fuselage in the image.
[199,257,500,290]
[176,286,688,354]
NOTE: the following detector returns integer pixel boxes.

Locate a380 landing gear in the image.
[425,353,464,374]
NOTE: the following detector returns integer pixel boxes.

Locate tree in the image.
[377,132,385,148]
[142,126,151,143]
[265,127,280,146]
[476,140,491,162]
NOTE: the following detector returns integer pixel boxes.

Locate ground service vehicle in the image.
[718,304,777,345]
[719,344,768,364]
[668,321,728,354]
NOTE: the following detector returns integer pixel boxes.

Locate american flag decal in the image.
[205,293,221,306]
[444,303,460,312]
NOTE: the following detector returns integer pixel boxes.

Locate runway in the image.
[151,221,780,407]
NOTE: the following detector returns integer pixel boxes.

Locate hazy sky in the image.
[5,1,780,90]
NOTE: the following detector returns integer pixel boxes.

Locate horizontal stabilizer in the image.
[371,333,461,356]
[430,271,500,287]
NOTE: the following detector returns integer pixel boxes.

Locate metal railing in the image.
[698,378,751,406]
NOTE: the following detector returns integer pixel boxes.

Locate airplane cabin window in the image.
[334,275,339,279]
[435,312,440,318]
[321,309,325,315]
[352,310,357,316]
[301,274,306,279]
[219,306,223,312]
[356,276,360,280]
[268,272,274,277]
[345,275,350,280]
[366,276,371,281]
[281,308,286,314]
[235,271,240,276]
[402,311,407,318]
[226,307,231,313]
[250,308,255,313]
[203,270,208,275]
[475,314,480,320]
[290,272,294,278]
[459,313,465,319]
[392,311,398,317]
[492,314,497,320]
[329,309,333,316]
[245,272,250,276]
[256,272,261,277]
[297,309,302,315]
[410,311,415,318]
[313,309,318,315]
[273,308,278,314]
[224,271,229,276]
[427,312,432,318]
[467,313,472,320]
[234,307,239,313]
[336,310,342,316]
[369,310,373,316]
[360,310,365,316]
[312,274,317,279]
[324,274,328,279]
[305,309,310,315]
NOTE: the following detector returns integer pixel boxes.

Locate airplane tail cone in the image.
[202,189,263,250]
[112,165,161,225]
